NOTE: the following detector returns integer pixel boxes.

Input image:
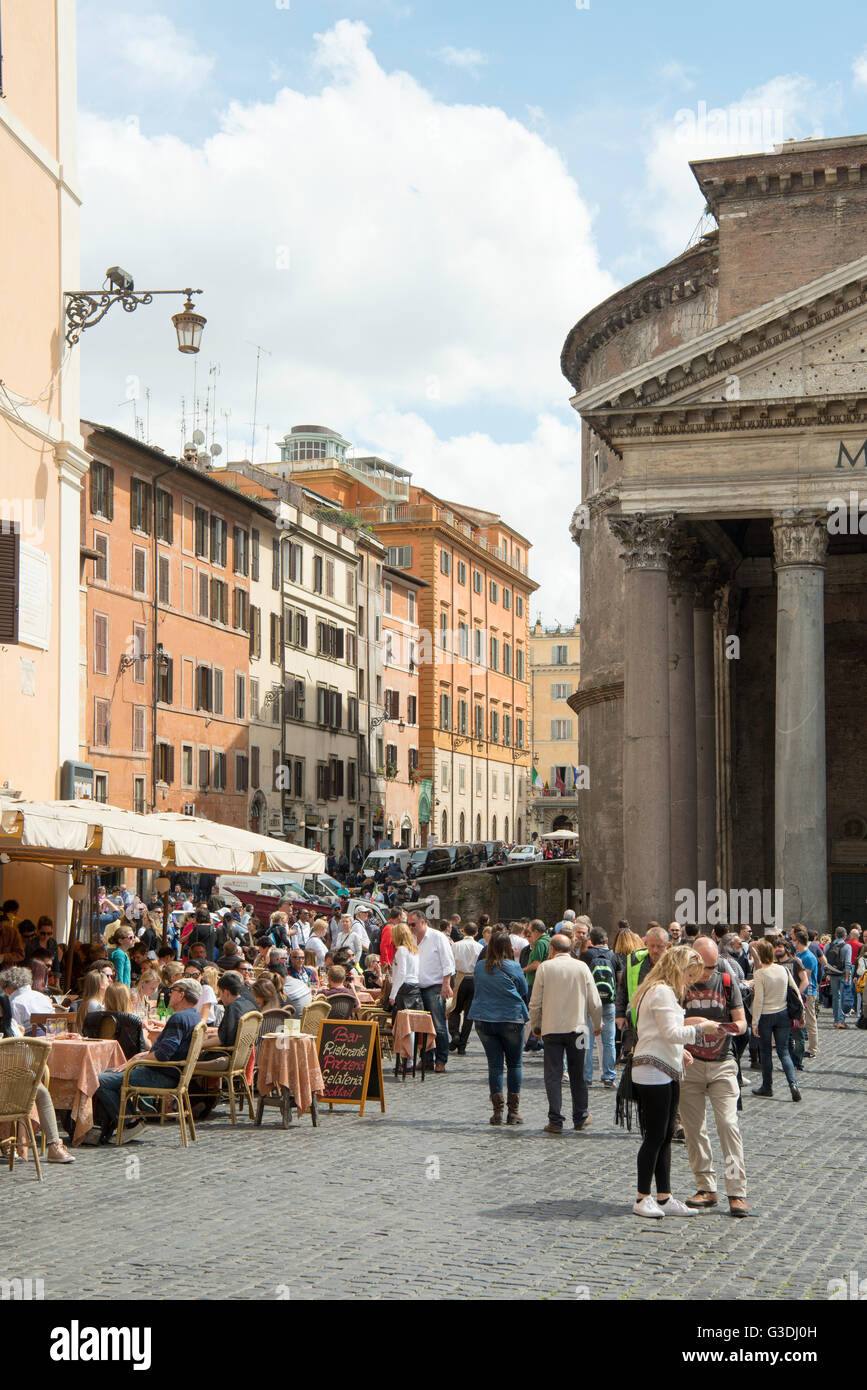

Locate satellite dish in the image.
[183,441,194,451]
[192,429,205,444]
[210,442,223,456]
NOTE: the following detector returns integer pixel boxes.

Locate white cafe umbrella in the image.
[541,829,579,840]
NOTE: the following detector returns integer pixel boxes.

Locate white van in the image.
[362,848,412,878]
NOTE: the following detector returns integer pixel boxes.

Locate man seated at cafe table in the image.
[190,971,259,1119]
[0,965,55,1032]
[84,978,204,1145]
[320,965,360,1010]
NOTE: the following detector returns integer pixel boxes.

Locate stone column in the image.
[693,566,717,894]
[772,514,829,935]
[608,513,676,926]
[713,581,739,892]
[668,551,698,908]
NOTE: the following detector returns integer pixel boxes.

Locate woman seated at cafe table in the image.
[99,982,147,1059]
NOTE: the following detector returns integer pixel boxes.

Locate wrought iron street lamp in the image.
[65,266,205,351]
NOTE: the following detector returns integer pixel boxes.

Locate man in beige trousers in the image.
[679,936,750,1218]
[529,934,602,1133]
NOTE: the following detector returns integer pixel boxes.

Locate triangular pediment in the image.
[574,253,867,419]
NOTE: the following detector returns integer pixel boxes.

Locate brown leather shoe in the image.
[728,1197,749,1218]
[434,1062,446,1073]
[685,1191,718,1209]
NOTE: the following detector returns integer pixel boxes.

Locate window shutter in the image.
[0,529,20,643]
[335,628,344,659]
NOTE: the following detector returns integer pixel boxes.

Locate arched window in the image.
[441,809,448,843]
[491,816,497,840]
[459,812,465,842]
[504,816,509,843]
[476,813,482,840]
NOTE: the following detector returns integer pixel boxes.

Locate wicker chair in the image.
[323,993,358,1021]
[0,1037,51,1181]
[189,1010,262,1124]
[115,1021,207,1147]
[299,999,331,1036]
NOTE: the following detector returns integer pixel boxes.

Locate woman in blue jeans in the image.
[468,927,529,1125]
[751,938,800,1101]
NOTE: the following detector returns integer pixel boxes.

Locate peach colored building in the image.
[0,0,87,922]
[81,426,267,856]
[277,434,537,846]
[381,565,424,847]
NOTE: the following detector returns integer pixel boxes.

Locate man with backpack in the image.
[824,926,852,1028]
[580,925,619,1088]
[522,921,550,1053]
[615,923,670,1030]
[679,935,749,1218]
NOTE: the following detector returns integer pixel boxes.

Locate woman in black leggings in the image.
[628,945,722,1219]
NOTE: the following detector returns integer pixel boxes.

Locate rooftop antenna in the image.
[180,396,187,455]
[144,387,151,446]
[247,341,271,462]
[207,363,221,448]
[221,407,231,458]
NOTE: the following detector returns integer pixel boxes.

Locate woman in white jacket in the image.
[629,945,723,1219]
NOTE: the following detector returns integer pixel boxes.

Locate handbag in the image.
[786,976,805,1029]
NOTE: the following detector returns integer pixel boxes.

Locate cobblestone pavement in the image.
[3,1014,865,1301]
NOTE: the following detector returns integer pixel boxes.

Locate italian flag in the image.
[531,765,540,786]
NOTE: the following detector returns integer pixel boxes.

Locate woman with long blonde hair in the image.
[75,969,109,1033]
[627,945,722,1220]
[388,921,421,1015]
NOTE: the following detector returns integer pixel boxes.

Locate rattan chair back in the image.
[299,999,331,1036]
[0,1037,51,1120]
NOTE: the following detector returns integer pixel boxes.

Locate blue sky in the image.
[75,0,867,619]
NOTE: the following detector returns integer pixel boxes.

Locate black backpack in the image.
[826,939,847,975]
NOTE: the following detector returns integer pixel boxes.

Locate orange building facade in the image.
[81,424,267,834]
[381,564,424,846]
[280,442,537,846]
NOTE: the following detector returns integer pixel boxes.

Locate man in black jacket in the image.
[580,926,619,1087]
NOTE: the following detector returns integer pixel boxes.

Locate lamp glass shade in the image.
[68,883,87,901]
[172,298,206,354]
[154,875,171,893]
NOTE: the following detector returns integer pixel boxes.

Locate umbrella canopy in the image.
[0,798,324,875]
[540,829,579,840]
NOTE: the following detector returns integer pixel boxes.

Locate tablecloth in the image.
[393,1009,437,1059]
[47,1037,126,1145]
[256,1034,323,1115]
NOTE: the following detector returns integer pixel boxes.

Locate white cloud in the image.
[77,20,613,618]
[435,45,489,73]
[638,75,827,255]
[854,49,867,89]
[109,13,215,93]
[657,60,699,91]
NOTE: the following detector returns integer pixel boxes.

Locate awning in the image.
[0,798,324,874]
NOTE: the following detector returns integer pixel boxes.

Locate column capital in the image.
[772,512,829,569]
[607,512,677,572]
[692,559,722,609]
[668,538,702,597]
[713,580,741,631]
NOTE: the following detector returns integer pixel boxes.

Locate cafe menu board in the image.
[316,1019,385,1116]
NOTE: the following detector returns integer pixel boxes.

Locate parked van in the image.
[216,872,343,922]
[362,848,412,878]
[407,846,452,878]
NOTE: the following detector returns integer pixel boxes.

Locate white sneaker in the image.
[659,1197,698,1217]
[632,1196,665,1219]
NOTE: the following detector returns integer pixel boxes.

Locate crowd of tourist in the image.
[1,883,864,1208]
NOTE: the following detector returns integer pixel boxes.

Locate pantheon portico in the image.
[562,135,867,936]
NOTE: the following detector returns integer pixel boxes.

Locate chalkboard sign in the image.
[316,1018,386,1116]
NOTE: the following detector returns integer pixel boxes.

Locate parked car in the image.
[507,844,544,864]
[408,846,452,878]
[301,873,349,900]
[479,840,509,868]
[361,848,412,879]
[441,843,476,872]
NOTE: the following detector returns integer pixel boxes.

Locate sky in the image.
[74,0,867,622]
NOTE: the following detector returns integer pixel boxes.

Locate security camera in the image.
[106,265,135,293]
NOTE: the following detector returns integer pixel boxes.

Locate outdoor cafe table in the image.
[256,1033,323,1128]
[392,1009,436,1079]
[46,1036,126,1145]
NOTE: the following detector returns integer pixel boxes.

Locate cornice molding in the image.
[573,254,867,417]
[585,392,867,447]
[567,679,625,717]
